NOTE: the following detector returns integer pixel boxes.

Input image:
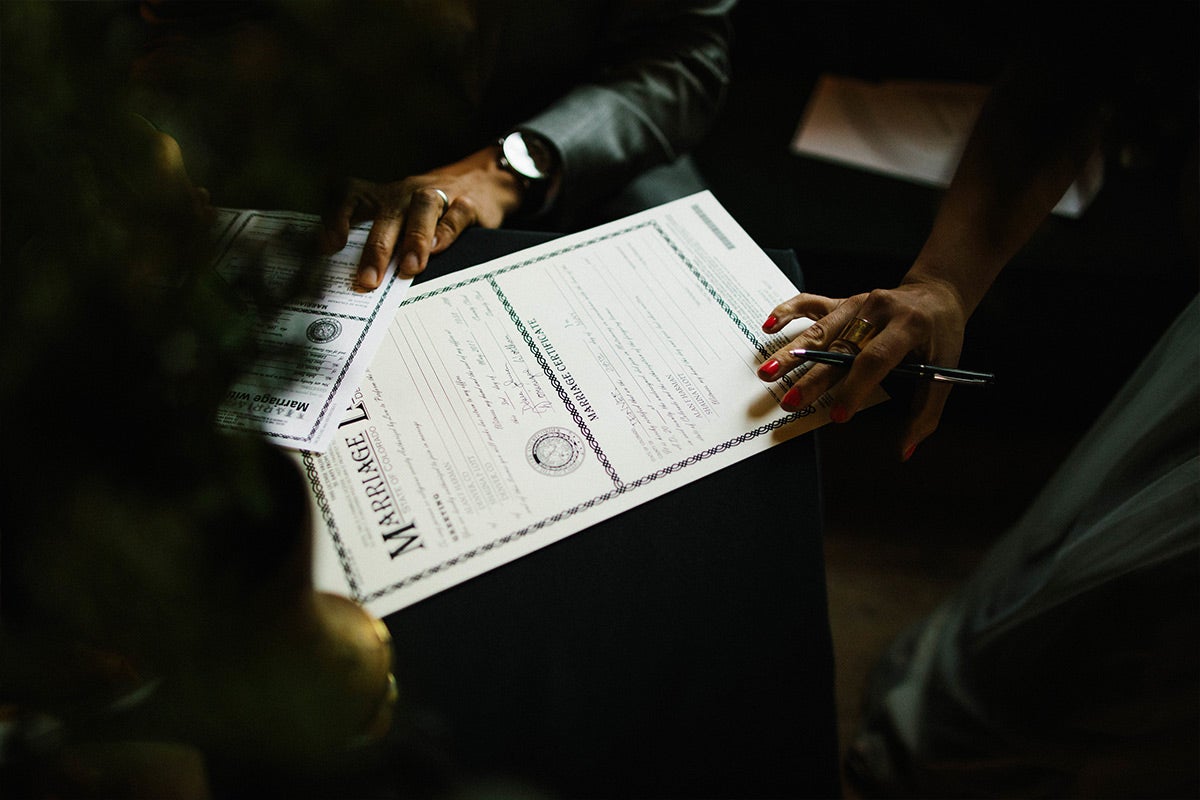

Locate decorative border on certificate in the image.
[403,220,767,355]
[304,410,805,604]
[308,218,815,605]
[494,279,624,487]
[303,452,364,599]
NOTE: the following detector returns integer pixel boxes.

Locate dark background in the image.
[695,1,1198,511]
[693,7,1198,789]
[3,2,1195,797]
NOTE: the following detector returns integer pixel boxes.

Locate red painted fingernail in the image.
[902,443,917,462]
[759,359,781,378]
[830,404,849,423]
[763,315,778,331]
[781,385,804,410]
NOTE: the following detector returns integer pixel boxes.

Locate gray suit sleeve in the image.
[517,0,734,218]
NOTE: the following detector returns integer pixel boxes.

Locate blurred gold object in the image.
[0,590,399,793]
[116,590,400,772]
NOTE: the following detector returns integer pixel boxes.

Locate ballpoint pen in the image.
[788,349,996,386]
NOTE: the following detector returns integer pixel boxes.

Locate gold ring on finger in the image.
[838,317,876,351]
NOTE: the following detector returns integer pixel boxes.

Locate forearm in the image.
[907,59,1111,316]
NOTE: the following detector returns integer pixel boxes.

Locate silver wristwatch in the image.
[496,130,557,215]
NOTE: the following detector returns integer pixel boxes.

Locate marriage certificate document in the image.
[301,191,848,616]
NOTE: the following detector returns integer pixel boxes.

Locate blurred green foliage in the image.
[1,1,310,676]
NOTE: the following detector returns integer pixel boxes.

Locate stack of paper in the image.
[791,74,1104,218]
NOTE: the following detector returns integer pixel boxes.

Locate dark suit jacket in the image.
[131,0,734,223]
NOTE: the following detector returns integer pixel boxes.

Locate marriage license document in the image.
[210,209,410,452]
[301,192,853,617]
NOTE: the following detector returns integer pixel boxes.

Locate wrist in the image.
[450,148,524,217]
[904,248,1000,319]
[495,130,560,218]
[898,271,973,322]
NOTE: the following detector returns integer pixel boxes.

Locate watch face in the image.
[502,133,545,181]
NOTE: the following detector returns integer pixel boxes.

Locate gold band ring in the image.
[838,317,876,351]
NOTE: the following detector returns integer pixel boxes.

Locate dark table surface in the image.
[294,228,840,799]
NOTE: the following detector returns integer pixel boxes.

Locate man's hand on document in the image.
[320,147,523,292]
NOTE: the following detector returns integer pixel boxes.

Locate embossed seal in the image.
[306,318,343,344]
[526,427,584,476]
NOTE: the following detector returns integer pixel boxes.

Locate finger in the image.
[758,299,865,381]
[356,214,402,291]
[397,187,444,277]
[761,293,840,333]
[779,363,843,414]
[320,209,352,256]
[774,300,878,417]
[320,183,360,255]
[826,330,909,422]
[899,381,953,461]
[796,298,866,353]
[430,199,475,254]
[758,328,827,381]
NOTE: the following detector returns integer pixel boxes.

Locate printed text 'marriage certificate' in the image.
[300,192,846,616]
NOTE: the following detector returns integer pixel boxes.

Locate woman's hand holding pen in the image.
[757,277,969,461]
